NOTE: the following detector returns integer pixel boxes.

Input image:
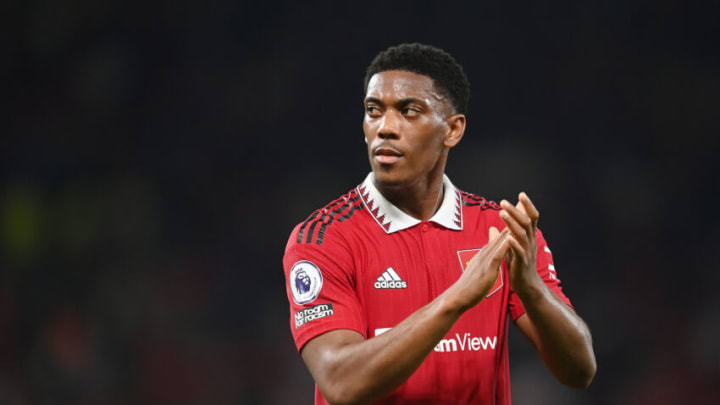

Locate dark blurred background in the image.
[3,1,719,404]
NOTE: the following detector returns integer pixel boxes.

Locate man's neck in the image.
[373,170,445,221]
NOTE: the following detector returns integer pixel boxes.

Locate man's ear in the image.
[444,114,466,148]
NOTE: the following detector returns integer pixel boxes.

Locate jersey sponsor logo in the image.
[295,303,334,328]
[289,260,323,304]
[374,328,496,353]
[457,248,503,298]
[374,267,407,289]
[434,333,497,352]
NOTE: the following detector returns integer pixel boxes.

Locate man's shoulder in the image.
[456,188,502,212]
[289,186,367,247]
[452,187,504,231]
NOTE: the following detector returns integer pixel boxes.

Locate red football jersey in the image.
[283,173,572,404]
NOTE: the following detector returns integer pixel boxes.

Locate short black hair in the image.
[364,43,470,114]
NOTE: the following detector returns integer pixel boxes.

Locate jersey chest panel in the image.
[342,218,509,402]
[347,218,509,349]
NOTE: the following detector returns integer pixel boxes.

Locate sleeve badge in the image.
[289,260,323,305]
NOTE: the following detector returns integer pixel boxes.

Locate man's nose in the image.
[377,110,401,139]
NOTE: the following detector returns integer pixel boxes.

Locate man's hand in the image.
[500,192,544,294]
[500,192,597,388]
[448,226,511,313]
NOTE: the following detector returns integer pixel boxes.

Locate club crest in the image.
[457,248,504,298]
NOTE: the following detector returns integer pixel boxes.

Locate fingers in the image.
[499,192,541,272]
[473,228,510,264]
[473,227,510,263]
[488,226,499,241]
[499,209,527,245]
[471,228,509,267]
[500,200,532,250]
[485,228,512,262]
[481,227,508,255]
[500,192,540,242]
[506,232,528,262]
[518,192,539,229]
[500,199,531,229]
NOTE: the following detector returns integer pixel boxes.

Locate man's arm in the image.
[500,193,597,389]
[301,227,511,405]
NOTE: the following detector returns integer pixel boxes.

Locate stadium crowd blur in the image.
[3,1,718,404]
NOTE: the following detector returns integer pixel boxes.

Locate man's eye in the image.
[403,107,421,116]
[366,106,381,115]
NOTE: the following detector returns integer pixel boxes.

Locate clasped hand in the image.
[452,192,543,312]
[500,192,543,294]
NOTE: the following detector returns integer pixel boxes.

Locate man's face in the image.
[298,271,309,286]
[363,70,454,188]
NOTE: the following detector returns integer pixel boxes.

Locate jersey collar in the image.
[357,172,463,234]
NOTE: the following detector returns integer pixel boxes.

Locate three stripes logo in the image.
[374,267,407,289]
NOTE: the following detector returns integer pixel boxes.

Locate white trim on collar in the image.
[356,172,463,234]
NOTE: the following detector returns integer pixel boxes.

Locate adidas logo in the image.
[374,267,407,289]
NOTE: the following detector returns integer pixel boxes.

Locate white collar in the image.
[356,172,463,234]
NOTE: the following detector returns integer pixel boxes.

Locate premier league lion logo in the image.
[295,269,312,295]
[290,261,323,304]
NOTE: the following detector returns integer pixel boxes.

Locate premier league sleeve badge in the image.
[289,260,324,305]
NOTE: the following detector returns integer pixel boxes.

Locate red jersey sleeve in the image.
[283,223,367,353]
[508,229,574,321]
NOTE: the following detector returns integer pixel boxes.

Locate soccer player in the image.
[283,43,596,404]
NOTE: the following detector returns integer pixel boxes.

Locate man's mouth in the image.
[374,146,403,165]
